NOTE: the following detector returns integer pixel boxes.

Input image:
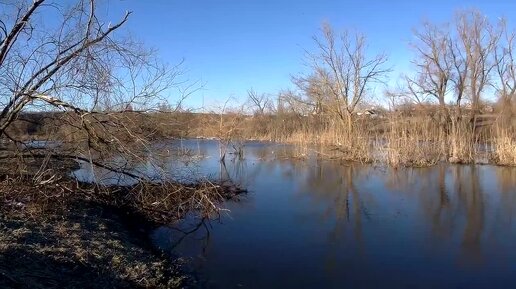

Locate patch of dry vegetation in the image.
[0,205,187,289]
[185,108,514,167]
[0,162,245,288]
[491,126,516,166]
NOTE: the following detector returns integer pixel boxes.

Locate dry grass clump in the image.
[448,117,482,164]
[0,174,187,288]
[186,111,493,167]
[384,138,442,167]
[10,109,515,167]
[491,127,516,166]
[264,119,376,163]
[382,116,444,167]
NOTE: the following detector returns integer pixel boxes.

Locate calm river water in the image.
[76,139,516,289]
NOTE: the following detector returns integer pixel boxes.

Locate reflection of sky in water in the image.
[72,139,293,185]
[146,141,516,289]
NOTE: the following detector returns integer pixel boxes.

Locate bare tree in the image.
[291,71,332,116]
[406,10,503,120]
[448,31,468,108]
[454,10,499,113]
[405,22,452,126]
[247,88,271,115]
[493,19,516,117]
[0,0,181,179]
[303,23,390,133]
[277,89,311,115]
[214,98,245,162]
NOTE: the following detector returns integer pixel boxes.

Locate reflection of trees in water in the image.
[495,168,516,237]
[386,165,486,263]
[453,166,484,265]
[239,149,374,257]
[495,167,516,195]
[171,142,515,272]
[491,168,516,271]
[299,162,367,229]
[217,154,269,186]
[292,161,515,270]
[385,165,516,267]
[389,166,458,245]
[293,161,374,272]
[158,143,516,279]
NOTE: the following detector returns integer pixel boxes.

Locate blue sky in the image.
[97,0,516,109]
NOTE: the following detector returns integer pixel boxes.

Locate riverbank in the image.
[0,165,245,288]
[0,200,187,288]
[5,110,515,167]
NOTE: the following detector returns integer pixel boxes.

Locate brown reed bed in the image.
[189,111,515,167]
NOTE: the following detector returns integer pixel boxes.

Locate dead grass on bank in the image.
[491,127,516,166]
[189,112,515,167]
[448,119,477,164]
[383,116,445,167]
[0,166,245,289]
[0,164,245,222]
[275,121,375,163]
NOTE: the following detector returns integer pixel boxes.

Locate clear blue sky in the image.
[97,0,516,109]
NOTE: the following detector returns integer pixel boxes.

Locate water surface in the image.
[83,140,516,288]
